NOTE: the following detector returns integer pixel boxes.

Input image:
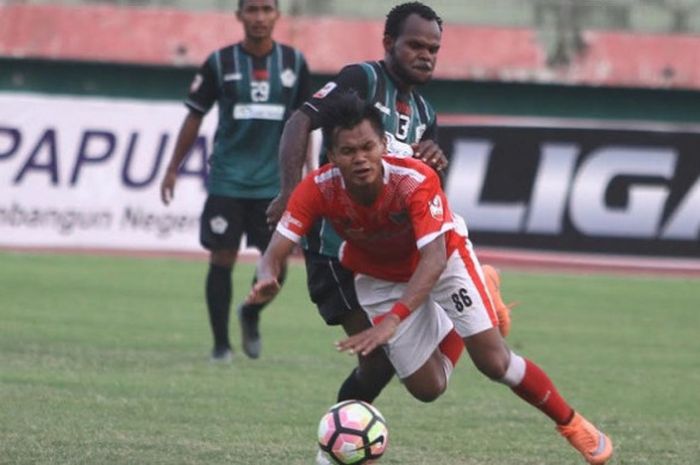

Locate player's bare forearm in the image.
[398,236,447,311]
[336,239,446,356]
[247,232,296,304]
[267,111,313,225]
[160,111,203,205]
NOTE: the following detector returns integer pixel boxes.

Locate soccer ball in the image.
[316,400,388,465]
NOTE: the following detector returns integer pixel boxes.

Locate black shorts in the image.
[304,250,361,326]
[200,195,273,251]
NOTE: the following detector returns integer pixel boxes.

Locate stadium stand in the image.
[2,1,700,89]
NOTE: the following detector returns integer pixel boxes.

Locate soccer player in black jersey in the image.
[160,0,311,362]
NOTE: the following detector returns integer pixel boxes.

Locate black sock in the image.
[206,263,232,350]
[337,368,384,403]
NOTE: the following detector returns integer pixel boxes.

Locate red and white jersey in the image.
[277,156,465,282]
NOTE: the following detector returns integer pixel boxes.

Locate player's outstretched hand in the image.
[160,171,177,205]
[335,316,400,356]
[412,140,448,172]
[245,278,281,305]
[265,193,289,229]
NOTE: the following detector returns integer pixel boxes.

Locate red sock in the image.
[438,329,464,368]
[511,359,574,425]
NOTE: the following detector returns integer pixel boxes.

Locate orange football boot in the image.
[482,264,515,337]
[557,412,613,465]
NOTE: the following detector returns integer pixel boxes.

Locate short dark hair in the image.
[384,2,443,39]
[321,91,385,152]
[238,0,278,10]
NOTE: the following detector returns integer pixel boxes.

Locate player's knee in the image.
[474,351,511,381]
[406,377,447,403]
[210,249,237,267]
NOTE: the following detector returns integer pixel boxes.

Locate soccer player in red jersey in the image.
[248,93,613,465]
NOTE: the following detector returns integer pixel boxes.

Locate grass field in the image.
[1,251,699,465]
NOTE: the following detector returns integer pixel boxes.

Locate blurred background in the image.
[1,0,699,273]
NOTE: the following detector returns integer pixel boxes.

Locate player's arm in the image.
[160,111,203,205]
[336,235,447,357]
[255,174,322,303]
[245,231,297,304]
[160,58,217,205]
[266,110,313,227]
[266,65,370,226]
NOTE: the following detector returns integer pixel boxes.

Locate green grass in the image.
[1,252,699,465]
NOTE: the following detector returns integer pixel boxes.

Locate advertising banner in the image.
[0,93,215,252]
[442,124,700,257]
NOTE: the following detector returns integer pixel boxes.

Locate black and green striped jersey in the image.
[186,42,310,198]
[300,60,438,257]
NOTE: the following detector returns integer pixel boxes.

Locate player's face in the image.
[384,14,441,86]
[328,120,386,197]
[237,0,279,41]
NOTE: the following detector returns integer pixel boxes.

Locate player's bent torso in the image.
[192,43,306,199]
[280,156,460,283]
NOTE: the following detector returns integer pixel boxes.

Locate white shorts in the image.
[353,240,497,378]
[354,274,453,379]
[432,241,498,338]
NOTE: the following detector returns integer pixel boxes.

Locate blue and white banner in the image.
[0,93,215,251]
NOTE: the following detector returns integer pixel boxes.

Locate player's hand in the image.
[245,277,281,305]
[266,193,290,229]
[160,171,177,205]
[335,315,400,356]
[412,140,448,172]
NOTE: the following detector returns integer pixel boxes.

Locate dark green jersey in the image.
[300,60,438,257]
[186,42,310,198]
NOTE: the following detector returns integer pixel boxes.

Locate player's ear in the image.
[382,35,394,54]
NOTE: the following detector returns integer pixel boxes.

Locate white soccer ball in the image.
[316,400,388,464]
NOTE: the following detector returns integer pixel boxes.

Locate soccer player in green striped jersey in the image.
[160,0,311,362]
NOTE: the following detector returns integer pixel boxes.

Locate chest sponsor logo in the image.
[385,133,413,157]
[233,103,285,121]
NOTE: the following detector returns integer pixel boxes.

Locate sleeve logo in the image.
[313,81,337,99]
[189,74,203,93]
[429,195,444,221]
[280,211,303,229]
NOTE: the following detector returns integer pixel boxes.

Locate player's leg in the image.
[304,251,395,403]
[200,195,244,361]
[354,273,457,403]
[336,307,394,403]
[238,199,287,359]
[466,328,613,465]
[440,245,613,465]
